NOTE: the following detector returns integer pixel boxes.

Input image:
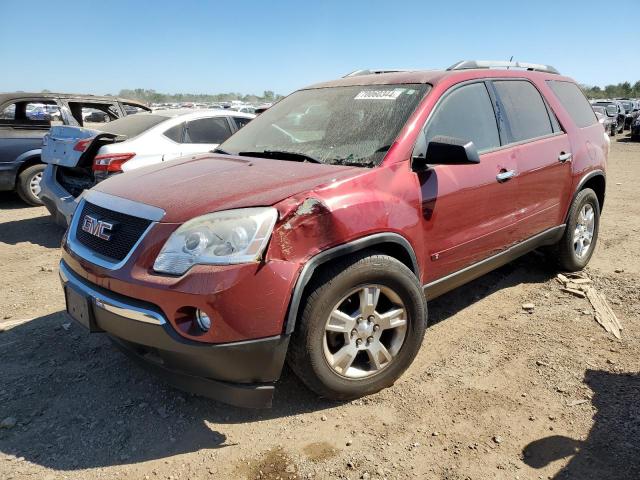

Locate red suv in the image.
[59,61,607,408]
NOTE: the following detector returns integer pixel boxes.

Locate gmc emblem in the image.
[81,215,114,241]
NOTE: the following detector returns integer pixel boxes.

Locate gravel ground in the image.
[0,135,639,480]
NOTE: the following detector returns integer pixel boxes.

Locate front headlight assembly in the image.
[153,207,278,275]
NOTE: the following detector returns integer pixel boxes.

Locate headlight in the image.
[153,207,278,275]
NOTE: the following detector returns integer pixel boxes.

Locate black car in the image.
[591,100,625,134]
[0,93,150,205]
[617,99,640,130]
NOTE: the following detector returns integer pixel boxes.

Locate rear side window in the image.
[233,116,252,129]
[547,80,597,128]
[425,82,500,152]
[185,117,232,144]
[164,123,184,142]
[493,80,553,143]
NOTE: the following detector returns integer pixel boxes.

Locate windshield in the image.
[595,103,618,116]
[592,106,606,115]
[621,101,632,112]
[219,84,430,167]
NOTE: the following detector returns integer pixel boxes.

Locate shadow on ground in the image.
[0,250,561,472]
[0,192,31,211]
[0,208,63,248]
[522,370,640,479]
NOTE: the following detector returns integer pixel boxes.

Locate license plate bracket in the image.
[64,285,100,332]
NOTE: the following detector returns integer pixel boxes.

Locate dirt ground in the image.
[1,136,639,480]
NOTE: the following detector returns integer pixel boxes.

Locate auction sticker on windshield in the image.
[355,89,405,100]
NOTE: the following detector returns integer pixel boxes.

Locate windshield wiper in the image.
[238,150,323,164]
[212,147,232,155]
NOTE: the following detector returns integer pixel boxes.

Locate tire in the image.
[549,188,600,272]
[16,164,45,206]
[287,252,427,401]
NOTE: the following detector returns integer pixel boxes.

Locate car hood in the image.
[93,153,361,223]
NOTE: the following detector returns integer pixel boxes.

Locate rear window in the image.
[98,114,170,137]
[547,81,597,128]
[493,80,553,143]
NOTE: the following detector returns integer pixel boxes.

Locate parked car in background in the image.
[0,93,149,205]
[592,105,617,136]
[591,100,625,134]
[617,99,639,130]
[632,114,640,140]
[58,60,607,408]
[40,109,254,225]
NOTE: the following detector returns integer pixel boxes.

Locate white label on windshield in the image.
[354,89,404,100]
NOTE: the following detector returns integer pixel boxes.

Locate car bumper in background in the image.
[58,260,290,408]
[39,164,79,227]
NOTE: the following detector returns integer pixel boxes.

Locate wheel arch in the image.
[15,149,43,178]
[283,232,420,335]
[569,170,605,219]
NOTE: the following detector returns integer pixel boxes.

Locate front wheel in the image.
[16,164,45,206]
[287,253,427,401]
[549,188,600,271]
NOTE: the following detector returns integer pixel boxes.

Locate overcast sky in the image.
[1,0,638,96]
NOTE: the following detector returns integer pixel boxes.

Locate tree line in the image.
[115,88,284,104]
[581,81,640,99]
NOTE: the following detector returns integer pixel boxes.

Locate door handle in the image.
[558,152,572,163]
[496,170,516,183]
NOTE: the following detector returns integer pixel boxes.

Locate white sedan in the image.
[39,109,254,226]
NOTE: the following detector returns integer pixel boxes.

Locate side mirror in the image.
[412,135,480,172]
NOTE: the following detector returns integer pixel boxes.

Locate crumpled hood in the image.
[93,153,360,222]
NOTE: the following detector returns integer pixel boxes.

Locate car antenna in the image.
[507,56,513,70]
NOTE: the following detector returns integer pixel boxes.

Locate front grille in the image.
[75,201,152,262]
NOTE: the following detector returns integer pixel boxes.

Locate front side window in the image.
[547,80,597,128]
[493,80,553,143]
[220,84,430,167]
[424,82,500,153]
[185,117,232,144]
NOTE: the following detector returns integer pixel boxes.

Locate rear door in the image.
[180,116,234,154]
[419,81,520,281]
[490,80,572,239]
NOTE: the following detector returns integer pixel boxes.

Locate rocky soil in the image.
[0,136,639,480]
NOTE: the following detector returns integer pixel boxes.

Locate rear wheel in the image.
[16,164,45,206]
[287,252,427,401]
[549,188,600,271]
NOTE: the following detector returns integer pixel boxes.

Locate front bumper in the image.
[59,260,290,408]
[39,165,79,227]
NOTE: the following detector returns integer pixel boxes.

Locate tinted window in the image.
[493,81,553,142]
[233,116,252,129]
[547,80,597,128]
[164,123,184,142]
[424,82,500,152]
[185,117,232,144]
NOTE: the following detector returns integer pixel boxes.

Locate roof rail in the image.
[343,69,408,78]
[447,60,560,75]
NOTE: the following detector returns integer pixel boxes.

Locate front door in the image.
[418,81,519,283]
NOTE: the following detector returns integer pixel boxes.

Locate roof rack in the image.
[447,60,560,75]
[343,69,408,78]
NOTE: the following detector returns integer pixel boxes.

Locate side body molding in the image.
[284,232,419,334]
